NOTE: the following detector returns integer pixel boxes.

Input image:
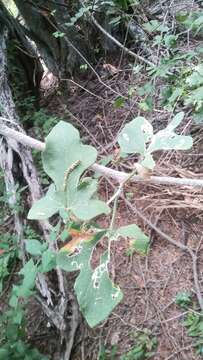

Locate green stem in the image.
[107,167,138,259]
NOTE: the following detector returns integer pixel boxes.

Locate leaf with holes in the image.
[42,121,97,190]
[118,117,153,155]
[28,122,110,221]
[75,252,123,327]
[57,231,122,327]
[114,224,150,255]
[148,112,193,152]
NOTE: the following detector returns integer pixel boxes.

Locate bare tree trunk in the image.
[13,0,92,76]
[0,25,79,360]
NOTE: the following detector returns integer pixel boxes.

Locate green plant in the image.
[0,306,48,360]
[31,109,61,137]
[0,183,27,216]
[0,170,49,358]
[175,291,192,309]
[24,113,192,327]
[182,311,203,356]
[120,330,157,360]
[31,109,63,184]
[131,13,203,121]
[24,225,41,242]
[98,344,117,360]
[176,9,203,36]
[0,232,18,293]
[176,294,203,356]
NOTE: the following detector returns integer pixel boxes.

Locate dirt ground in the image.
[34,60,203,360]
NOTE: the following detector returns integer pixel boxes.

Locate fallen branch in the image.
[90,15,155,68]
[1,122,203,188]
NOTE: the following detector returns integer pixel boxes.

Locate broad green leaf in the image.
[193,107,203,123]
[185,86,203,106]
[28,176,109,223]
[57,231,122,327]
[117,112,192,168]
[142,20,168,33]
[71,179,110,220]
[57,231,105,272]
[75,254,123,327]
[114,224,150,255]
[16,259,38,297]
[50,179,110,221]
[168,88,183,104]
[41,249,56,272]
[148,112,193,152]
[137,82,154,96]
[0,255,10,292]
[74,199,110,220]
[141,153,155,170]
[148,131,192,152]
[0,349,9,357]
[186,64,203,87]
[164,34,177,48]
[29,122,109,221]
[42,121,97,190]
[28,184,63,220]
[193,15,203,28]
[19,259,37,287]
[118,117,153,155]
[25,239,45,256]
[167,112,184,130]
[139,96,153,112]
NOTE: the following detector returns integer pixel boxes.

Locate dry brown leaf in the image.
[0,249,5,256]
[103,63,119,75]
[60,228,94,254]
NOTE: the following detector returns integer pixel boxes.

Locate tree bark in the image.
[0,0,43,96]
[0,22,79,360]
[13,0,92,76]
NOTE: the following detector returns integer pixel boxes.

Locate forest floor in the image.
[32,59,203,360]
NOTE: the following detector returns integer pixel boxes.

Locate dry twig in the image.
[1,123,203,188]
